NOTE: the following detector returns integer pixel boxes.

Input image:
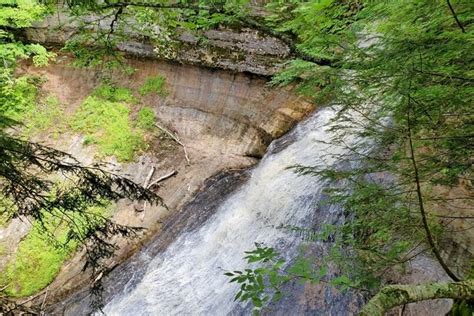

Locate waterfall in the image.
[102,107,363,315]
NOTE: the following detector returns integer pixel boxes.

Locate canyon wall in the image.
[1,10,316,306]
[4,9,470,312]
[9,55,313,306]
[25,13,289,76]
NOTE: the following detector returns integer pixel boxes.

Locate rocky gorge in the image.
[0,5,472,314]
[1,21,317,311]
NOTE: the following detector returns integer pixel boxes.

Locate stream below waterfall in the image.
[55,107,365,315]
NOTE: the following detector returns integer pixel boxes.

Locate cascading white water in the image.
[103,107,362,315]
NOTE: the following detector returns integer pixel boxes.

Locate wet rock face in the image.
[131,59,312,158]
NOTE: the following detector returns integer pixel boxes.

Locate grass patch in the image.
[71,95,146,161]
[136,106,156,130]
[2,203,112,297]
[139,75,168,97]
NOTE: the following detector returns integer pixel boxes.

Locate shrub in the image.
[0,75,37,121]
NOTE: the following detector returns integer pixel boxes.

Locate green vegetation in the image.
[2,202,111,297]
[0,73,65,137]
[3,222,73,297]
[223,0,473,313]
[1,0,472,312]
[139,75,168,97]
[0,76,38,122]
[92,83,136,103]
[136,106,156,130]
[0,0,54,69]
[24,94,65,136]
[0,195,15,228]
[71,95,145,161]
[0,1,161,310]
[70,83,162,161]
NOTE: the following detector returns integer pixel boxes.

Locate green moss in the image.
[136,106,156,130]
[4,224,72,297]
[2,203,111,297]
[139,75,168,97]
[71,95,146,161]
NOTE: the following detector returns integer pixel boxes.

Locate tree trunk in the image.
[359,279,474,316]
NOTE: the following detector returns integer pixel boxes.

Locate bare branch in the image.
[155,122,190,164]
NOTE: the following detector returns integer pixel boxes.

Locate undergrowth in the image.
[1,203,112,297]
[0,74,65,137]
[24,94,65,137]
[92,83,136,103]
[0,75,38,122]
[0,78,163,296]
[2,75,164,162]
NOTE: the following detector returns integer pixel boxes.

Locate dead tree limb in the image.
[140,169,177,213]
[141,166,155,213]
[147,170,177,189]
[143,166,155,188]
[155,123,190,164]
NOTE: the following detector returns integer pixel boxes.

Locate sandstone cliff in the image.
[0,55,313,307]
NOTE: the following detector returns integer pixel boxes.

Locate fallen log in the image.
[147,170,178,189]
